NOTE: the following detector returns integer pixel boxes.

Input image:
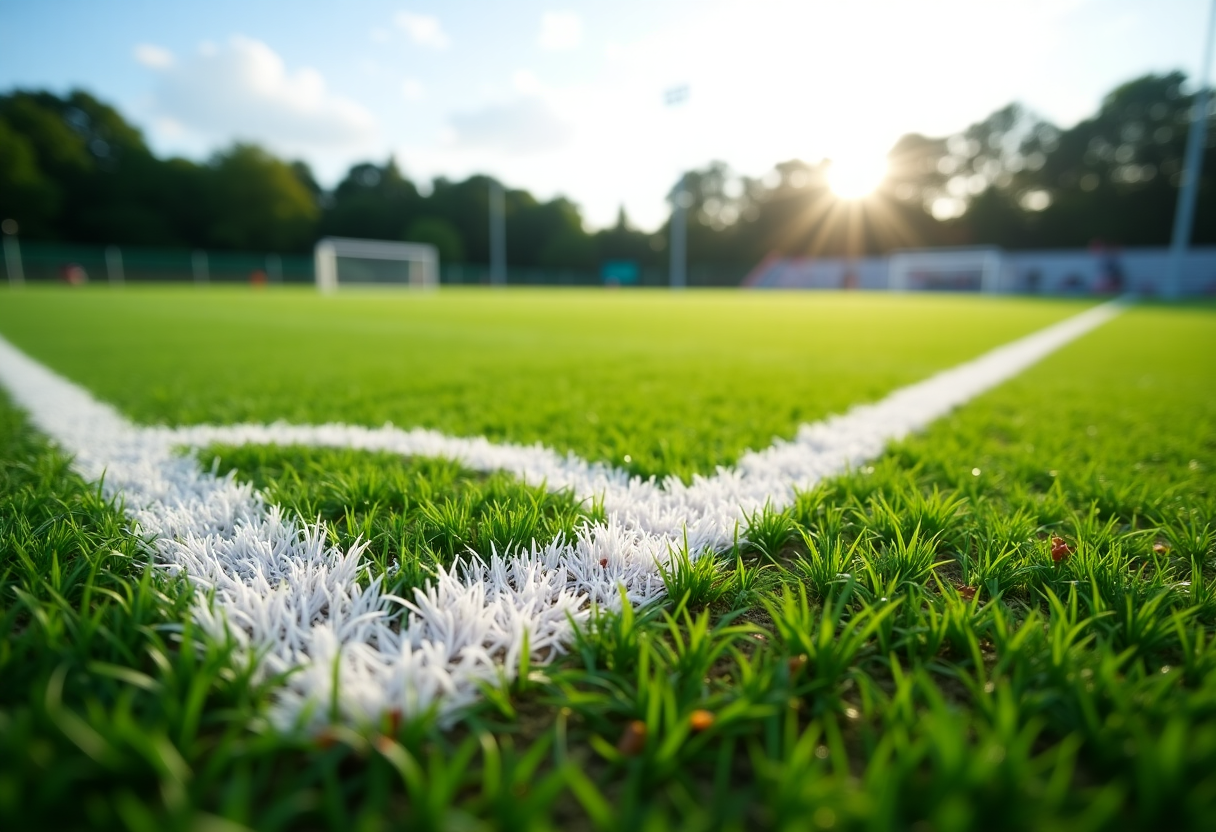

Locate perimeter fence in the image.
[0,240,750,288]
[3,241,314,285]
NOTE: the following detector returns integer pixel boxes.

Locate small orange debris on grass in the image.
[1051,536,1073,563]
[617,720,647,756]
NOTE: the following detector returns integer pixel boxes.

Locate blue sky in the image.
[0,0,1211,229]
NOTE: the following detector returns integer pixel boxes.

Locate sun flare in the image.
[826,156,889,200]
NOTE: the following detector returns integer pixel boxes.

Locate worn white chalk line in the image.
[0,301,1121,727]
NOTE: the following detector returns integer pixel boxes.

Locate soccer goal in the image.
[314,236,439,292]
[887,247,1005,293]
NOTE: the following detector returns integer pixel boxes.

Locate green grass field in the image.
[1,288,1214,831]
[0,286,1091,478]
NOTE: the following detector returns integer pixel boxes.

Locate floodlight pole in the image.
[2,221,22,286]
[670,174,688,290]
[106,245,124,286]
[489,179,506,286]
[192,250,209,285]
[266,253,282,283]
[1166,0,1216,299]
[665,85,690,290]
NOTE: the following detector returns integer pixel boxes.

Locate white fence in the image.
[743,247,1216,296]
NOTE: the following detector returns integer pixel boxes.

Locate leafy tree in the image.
[883,73,1215,249]
[508,193,588,268]
[0,89,185,245]
[0,118,58,235]
[206,144,318,251]
[422,175,601,269]
[407,217,464,263]
[538,229,596,270]
[291,161,323,201]
[424,175,494,264]
[1014,72,1215,247]
[320,159,422,242]
[594,207,658,266]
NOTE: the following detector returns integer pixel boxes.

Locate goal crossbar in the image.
[315,236,439,292]
[888,247,1004,293]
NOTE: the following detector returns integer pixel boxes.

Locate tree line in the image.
[0,72,1211,275]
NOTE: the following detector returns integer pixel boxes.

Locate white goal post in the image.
[314,236,439,292]
[888,247,1005,293]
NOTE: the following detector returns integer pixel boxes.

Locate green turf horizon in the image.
[0,285,1097,479]
[3,299,1215,829]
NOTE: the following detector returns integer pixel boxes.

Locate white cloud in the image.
[538,11,583,51]
[143,36,377,152]
[402,77,425,101]
[153,116,185,138]
[395,12,450,49]
[449,97,571,154]
[133,43,174,69]
[511,70,541,95]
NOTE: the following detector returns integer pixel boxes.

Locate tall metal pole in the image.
[489,179,506,286]
[669,174,687,289]
[665,85,690,290]
[2,220,22,286]
[106,245,124,286]
[1166,0,1216,299]
[192,250,209,285]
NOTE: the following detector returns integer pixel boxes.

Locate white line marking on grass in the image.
[0,301,1122,728]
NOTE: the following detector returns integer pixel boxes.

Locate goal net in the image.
[315,237,439,292]
[888,248,1005,293]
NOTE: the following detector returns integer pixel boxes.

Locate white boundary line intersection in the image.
[0,301,1122,728]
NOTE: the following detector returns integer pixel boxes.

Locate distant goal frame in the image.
[888,247,1005,293]
[315,236,439,292]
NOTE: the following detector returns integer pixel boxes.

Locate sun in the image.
[826,155,889,200]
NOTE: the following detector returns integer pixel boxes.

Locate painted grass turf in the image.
[0,293,1214,830]
[0,286,1091,479]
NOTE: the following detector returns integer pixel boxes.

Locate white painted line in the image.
[0,301,1122,728]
